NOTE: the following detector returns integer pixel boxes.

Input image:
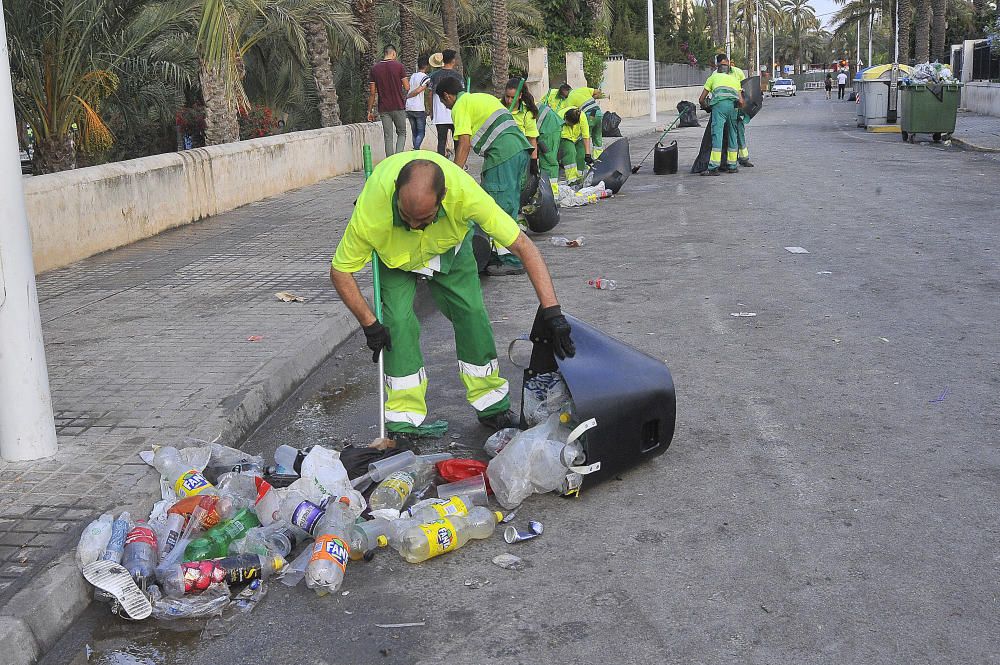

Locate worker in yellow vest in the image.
[558,107,593,186]
[565,86,605,157]
[697,54,744,175]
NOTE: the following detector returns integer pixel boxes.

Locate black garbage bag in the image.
[602,111,623,137]
[523,173,560,233]
[677,100,700,127]
[741,76,764,119]
[691,114,731,173]
[339,445,408,479]
[520,171,539,209]
[519,309,676,482]
[588,137,631,194]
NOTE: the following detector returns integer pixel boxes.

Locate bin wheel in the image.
[932,133,942,142]
[901,131,908,141]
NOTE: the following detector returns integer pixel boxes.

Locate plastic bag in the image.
[522,372,570,426]
[149,583,231,621]
[602,111,623,137]
[487,414,574,509]
[677,100,700,127]
[484,428,520,457]
[76,513,113,569]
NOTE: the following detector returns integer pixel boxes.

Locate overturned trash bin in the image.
[741,76,764,119]
[522,173,560,233]
[588,137,631,194]
[518,309,676,482]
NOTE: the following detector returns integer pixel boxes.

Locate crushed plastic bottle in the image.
[587,278,617,290]
[152,446,217,498]
[228,523,297,558]
[99,511,132,564]
[368,462,437,513]
[161,554,285,597]
[159,513,186,560]
[484,428,520,457]
[390,506,504,563]
[273,444,310,475]
[167,494,241,531]
[122,522,158,591]
[305,497,353,596]
[404,495,472,523]
[202,579,266,638]
[184,508,260,561]
[76,513,113,569]
[549,236,584,247]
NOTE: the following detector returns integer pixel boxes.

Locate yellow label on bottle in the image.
[382,471,415,501]
[419,519,458,558]
[431,496,468,518]
[174,469,212,497]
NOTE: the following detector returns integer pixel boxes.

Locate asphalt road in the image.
[43,94,1000,665]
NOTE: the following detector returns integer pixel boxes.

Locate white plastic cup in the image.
[367,451,416,482]
[436,474,489,507]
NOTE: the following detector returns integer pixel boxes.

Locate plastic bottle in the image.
[305,497,353,596]
[152,446,217,498]
[349,519,390,561]
[167,494,241,531]
[277,489,328,538]
[184,508,261,561]
[161,554,285,597]
[273,444,310,475]
[252,476,282,526]
[229,523,297,558]
[76,513,113,568]
[391,506,504,563]
[369,462,437,513]
[404,495,472,522]
[122,522,158,591]
[99,511,132,564]
[587,278,617,290]
[159,513,186,561]
[550,236,584,247]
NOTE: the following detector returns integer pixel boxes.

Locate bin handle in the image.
[507,334,533,370]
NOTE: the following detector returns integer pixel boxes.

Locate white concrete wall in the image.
[961,82,1000,118]
[26,121,436,274]
[599,58,702,119]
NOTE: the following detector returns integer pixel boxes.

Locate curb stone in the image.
[951,136,1000,153]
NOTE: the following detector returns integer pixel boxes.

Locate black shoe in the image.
[478,409,519,431]
[485,255,526,276]
[738,159,755,168]
[725,167,739,174]
[700,169,721,176]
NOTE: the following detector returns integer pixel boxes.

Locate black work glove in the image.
[584,154,594,166]
[529,158,539,176]
[541,305,575,359]
[363,320,392,363]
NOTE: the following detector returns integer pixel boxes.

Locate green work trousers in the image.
[586,109,604,148]
[559,138,586,170]
[378,234,510,433]
[481,149,530,220]
[538,130,561,180]
[735,110,750,161]
[709,99,739,171]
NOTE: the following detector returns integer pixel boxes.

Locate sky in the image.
[809,0,844,29]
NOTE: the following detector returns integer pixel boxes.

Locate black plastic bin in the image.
[519,310,676,481]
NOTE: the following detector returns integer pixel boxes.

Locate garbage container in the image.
[860,79,890,127]
[899,83,962,143]
[518,309,676,482]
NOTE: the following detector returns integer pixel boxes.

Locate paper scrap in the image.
[275,291,306,303]
[784,246,810,254]
[247,335,263,342]
[730,312,758,317]
[375,622,425,628]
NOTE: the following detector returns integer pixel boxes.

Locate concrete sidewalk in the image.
[953,109,1000,151]
[0,115,682,662]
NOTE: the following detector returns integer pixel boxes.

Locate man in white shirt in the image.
[405,55,431,149]
[837,71,848,100]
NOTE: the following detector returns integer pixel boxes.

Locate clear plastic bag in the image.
[522,372,570,426]
[486,414,574,509]
[149,583,231,621]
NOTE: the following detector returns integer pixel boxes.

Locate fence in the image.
[624,59,711,90]
[971,41,1000,81]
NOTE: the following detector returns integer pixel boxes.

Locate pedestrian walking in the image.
[405,55,431,150]
[368,45,409,156]
[698,54,744,176]
[329,152,575,438]
[837,71,848,100]
[825,73,833,100]
[427,50,463,157]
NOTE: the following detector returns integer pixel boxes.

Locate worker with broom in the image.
[329,151,575,440]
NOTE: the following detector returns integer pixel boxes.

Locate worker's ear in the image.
[437,187,447,205]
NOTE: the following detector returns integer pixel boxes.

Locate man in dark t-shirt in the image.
[427,49,464,157]
[369,45,409,156]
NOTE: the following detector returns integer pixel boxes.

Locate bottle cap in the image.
[271,556,287,571]
[376,535,388,547]
[494,511,504,523]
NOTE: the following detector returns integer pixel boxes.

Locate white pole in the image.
[0,4,59,462]
[868,5,873,67]
[755,1,760,75]
[893,0,899,64]
[646,0,656,123]
[856,19,861,70]
[726,0,731,59]
[772,23,776,79]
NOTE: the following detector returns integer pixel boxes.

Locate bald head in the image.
[396,160,446,230]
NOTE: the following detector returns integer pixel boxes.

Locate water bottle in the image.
[305,497,353,596]
[152,446,216,497]
[76,513,113,568]
[121,522,158,591]
[390,506,504,563]
[349,519,390,561]
[587,278,617,290]
[159,513,185,561]
[184,508,260,561]
[368,462,437,513]
[99,511,132,564]
[277,489,328,538]
[404,495,472,522]
[273,444,311,475]
[550,236,584,247]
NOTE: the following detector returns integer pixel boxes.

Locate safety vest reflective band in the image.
[537,105,552,126]
[472,109,519,155]
[580,99,599,114]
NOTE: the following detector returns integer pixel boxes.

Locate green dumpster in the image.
[899,83,962,143]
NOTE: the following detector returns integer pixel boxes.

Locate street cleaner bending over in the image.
[565,86,605,157]
[329,152,576,438]
[698,53,744,176]
[435,76,533,276]
[559,107,593,186]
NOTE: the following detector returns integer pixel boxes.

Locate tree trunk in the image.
[199,61,240,145]
[31,134,76,174]
[353,0,378,85]
[930,0,947,61]
[914,0,930,63]
[896,0,913,64]
[588,0,605,31]
[491,0,509,96]
[441,0,463,75]
[305,20,342,127]
[399,0,417,73]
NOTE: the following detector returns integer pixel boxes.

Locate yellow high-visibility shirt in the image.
[704,71,742,102]
[540,89,569,112]
[730,66,747,83]
[558,107,590,142]
[565,87,599,108]
[451,92,506,138]
[332,151,521,274]
[510,103,539,139]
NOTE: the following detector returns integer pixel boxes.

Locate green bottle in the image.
[184,508,260,561]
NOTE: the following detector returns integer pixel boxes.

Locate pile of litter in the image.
[556,181,613,208]
[905,61,956,84]
[77,375,597,626]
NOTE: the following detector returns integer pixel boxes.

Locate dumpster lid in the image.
[856,64,914,81]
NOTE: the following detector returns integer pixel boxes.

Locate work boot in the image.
[478,409,519,431]
[700,169,720,176]
[738,159,755,168]
[725,167,739,174]
[485,253,526,276]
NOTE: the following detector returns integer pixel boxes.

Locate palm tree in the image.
[399,0,417,72]
[352,0,378,85]
[491,0,509,95]
[895,0,912,62]
[780,0,817,73]
[734,0,781,72]
[305,21,342,126]
[930,0,947,60]
[913,0,930,61]
[441,0,463,74]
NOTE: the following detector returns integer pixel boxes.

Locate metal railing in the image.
[624,59,711,90]
[971,41,1000,81]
